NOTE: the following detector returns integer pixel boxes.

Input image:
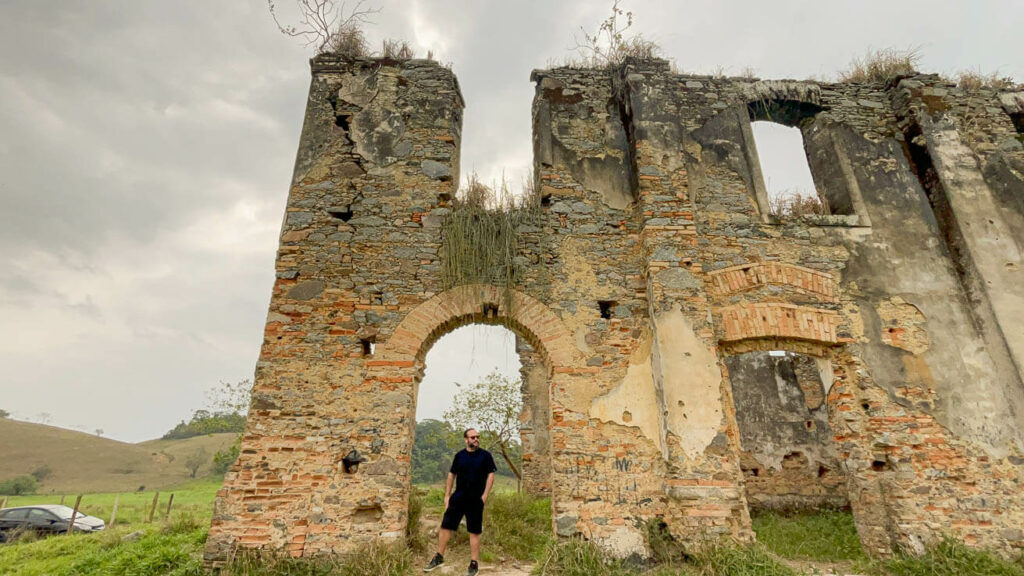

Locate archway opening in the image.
[413,324,526,489]
[408,318,554,565]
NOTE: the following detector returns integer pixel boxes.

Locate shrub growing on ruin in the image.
[839,47,921,83]
[440,173,542,312]
[768,190,830,219]
[571,0,663,68]
[267,0,377,57]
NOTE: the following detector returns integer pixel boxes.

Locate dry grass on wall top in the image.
[440,174,542,310]
[838,47,920,83]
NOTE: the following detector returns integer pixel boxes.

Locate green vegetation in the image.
[0,480,219,575]
[5,481,1023,576]
[881,538,1024,576]
[0,476,38,495]
[441,174,541,313]
[412,420,460,484]
[751,508,866,563]
[444,370,525,484]
[161,410,246,440]
[481,492,553,562]
[211,434,241,475]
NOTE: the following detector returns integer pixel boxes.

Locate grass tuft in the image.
[534,538,631,576]
[768,190,829,219]
[406,488,429,552]
[882,537,1024,576]
[839,47,920,83]
[688,540,799,576]
[956,69,1017,91]
[752,508,866,563]
[484,492,553,562]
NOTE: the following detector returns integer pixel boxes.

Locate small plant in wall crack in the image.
[571,0,663,68]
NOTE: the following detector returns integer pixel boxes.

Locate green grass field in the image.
[4,482,1024,576]
[0,480,219,576]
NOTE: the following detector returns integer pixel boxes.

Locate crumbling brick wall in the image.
[204,55,1024,566]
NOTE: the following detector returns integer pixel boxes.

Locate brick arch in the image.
[718,337,837,359]
[380,284,577,370]
[718,303,842,345]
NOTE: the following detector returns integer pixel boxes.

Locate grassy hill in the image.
[0,419,235,494]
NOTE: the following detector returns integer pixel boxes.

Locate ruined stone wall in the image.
[206,55,1024,566]
[517,337,551,496]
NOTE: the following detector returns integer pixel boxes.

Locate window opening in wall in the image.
[598,300,616,320]
[361,338,375,356]
[1010,113,1024,141]
[750,121,827,217]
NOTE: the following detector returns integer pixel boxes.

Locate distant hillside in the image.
[0,419,236,494]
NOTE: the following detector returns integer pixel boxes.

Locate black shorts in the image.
[440,494,484,534]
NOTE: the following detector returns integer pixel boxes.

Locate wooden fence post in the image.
[164,493,174,521]
[59,495,65,505]
[66,495,83,535]
[109,494,120,527]
[147,492,160,523]
[0,496,7,509]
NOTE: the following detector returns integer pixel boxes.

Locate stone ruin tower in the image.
[204,54,1024,566]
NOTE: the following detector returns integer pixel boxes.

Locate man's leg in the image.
[437,527,453,555]
[468,532,481,561]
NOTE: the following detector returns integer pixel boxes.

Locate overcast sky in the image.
[0,1,1020,442]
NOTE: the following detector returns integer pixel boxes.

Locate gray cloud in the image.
[0,0,1020,441]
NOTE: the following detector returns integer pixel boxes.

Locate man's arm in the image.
[443,471,455,509]
[481,471,495,503]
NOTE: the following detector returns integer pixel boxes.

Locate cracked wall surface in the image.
[204,56,1024,566]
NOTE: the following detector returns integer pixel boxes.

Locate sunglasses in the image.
[467,435,480,440]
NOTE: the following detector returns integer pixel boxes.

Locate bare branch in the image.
[267,0,380,56]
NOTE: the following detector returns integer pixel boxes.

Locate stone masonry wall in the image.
[206,54,1024,565]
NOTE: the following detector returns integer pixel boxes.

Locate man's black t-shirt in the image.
[449,448,497,499]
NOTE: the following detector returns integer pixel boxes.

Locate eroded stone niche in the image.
[727,351,847,511]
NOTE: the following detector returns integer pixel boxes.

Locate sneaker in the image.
[423,553,444,572]
[466,560,479,576]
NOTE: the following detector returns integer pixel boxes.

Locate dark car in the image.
[0,505,105,542]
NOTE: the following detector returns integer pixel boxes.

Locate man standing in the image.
[423,428,496,576]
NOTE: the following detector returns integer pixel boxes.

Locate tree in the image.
[30,465,52,483]
[95,429,104,437]
[444,370,524,485]
[185,447,208,479]
[412,419,461,484]
[267,0,378,56]
[0,476,37,495]
[212,436,242,475]
[0,409,9,419]
[205,379,253,417]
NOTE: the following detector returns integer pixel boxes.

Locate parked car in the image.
[0,505,105,542]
